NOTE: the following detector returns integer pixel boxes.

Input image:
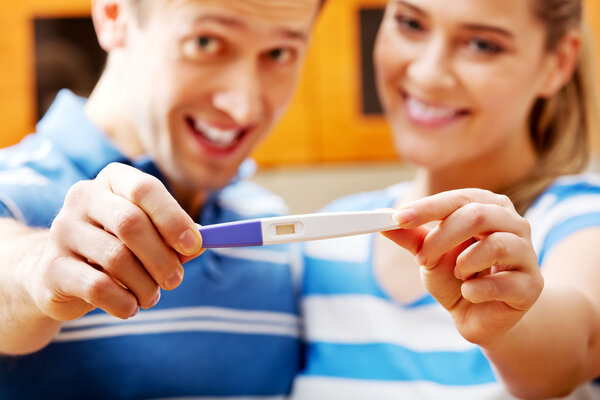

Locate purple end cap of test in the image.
[198,220,263,248]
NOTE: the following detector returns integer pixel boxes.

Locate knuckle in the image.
[100,162,123,179]
[458,190,475,206]
[38,253,66,286]
[105,242,131,272]
[50,213,70,236]
[129,176,161,204]
[517,217,532,237]
[487,234,507,262]
[496,194,513,209]
[86,275,113,303]
[463,203,486,228]
[113,207,145,238]
[64,180,91,206]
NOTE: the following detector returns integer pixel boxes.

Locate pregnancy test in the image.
[197,210,399,248]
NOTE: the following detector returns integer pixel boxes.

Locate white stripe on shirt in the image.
[302,295,473,352]
[57,306,300,342]
[291,376,515,400]
[64,306,299,328]
[55,319,299,342]
[304,235,371,263]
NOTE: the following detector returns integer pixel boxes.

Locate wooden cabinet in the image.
[2,0,600,164]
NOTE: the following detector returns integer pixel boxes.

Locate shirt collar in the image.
[37,89,130,178]
[36,89,256,218]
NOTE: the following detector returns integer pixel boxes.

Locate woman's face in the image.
[374,0,559,172]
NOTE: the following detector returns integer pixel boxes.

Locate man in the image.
[0,0,322,398]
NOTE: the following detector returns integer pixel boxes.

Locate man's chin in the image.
[178,169,237,193]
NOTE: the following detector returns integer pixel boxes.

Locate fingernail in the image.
[129,306,139,318]
[145,291,161,309]
[165,268,183,290]
[178,228,202,255]
[394,208,415,225]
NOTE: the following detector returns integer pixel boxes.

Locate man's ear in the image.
[91,0,130,52]
[538,31,581,98]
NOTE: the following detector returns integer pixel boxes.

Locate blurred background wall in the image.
[1,0,600,212]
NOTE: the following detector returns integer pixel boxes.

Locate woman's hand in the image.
[383,189,543,345]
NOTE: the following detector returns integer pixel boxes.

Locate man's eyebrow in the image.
[194,14,247,28]
[194,14,308,42]
[275,28,308,42]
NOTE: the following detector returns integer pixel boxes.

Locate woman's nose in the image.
[405,34,457,92]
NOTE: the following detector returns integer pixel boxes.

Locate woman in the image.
[293,0,600,398]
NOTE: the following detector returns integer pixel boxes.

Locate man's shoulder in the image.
[0,133,87,225]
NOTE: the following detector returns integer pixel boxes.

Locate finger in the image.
[64,222,161,309]
[417,203,530,267]
[382,226,431,256]
[87,190,184,291]
[49,256,140,319]
[454,232,538,280]
[461,270,543,311]
[420,239,474,311]
[97,163,204,257]
[393,189,516,228]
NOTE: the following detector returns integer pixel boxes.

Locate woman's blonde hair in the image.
[506,0,599,215]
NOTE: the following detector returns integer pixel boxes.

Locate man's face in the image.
[121,0,319,191]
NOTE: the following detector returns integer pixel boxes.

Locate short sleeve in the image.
[527,174,600,265]
[0,135,84,228]
[0,201,14,219]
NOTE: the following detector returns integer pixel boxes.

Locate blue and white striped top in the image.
[292,177,600,400]
[0,90,301,399]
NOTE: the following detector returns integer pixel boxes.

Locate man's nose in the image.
[211,63,262,125]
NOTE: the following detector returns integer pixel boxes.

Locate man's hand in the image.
[26,163,204,321]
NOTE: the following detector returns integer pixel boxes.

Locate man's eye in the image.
[196,36,222,55]
[266,48,295,64]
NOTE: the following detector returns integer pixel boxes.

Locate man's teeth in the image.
[195,120,240,148]
[406,97,459,120]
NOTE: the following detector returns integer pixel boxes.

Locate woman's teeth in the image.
[405,96,461,121]
[194,120,241,148]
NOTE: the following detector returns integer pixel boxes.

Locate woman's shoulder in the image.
[528,172,600,215]
[527,172,600,263]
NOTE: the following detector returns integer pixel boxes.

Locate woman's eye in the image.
[196,36,222,55]
[395,15,424,32]
[265,48,295,65]
[467,38,502,55]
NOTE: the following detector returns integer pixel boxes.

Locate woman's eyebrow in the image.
[395,0,426,17]
[460,23,515,39]
[395,1,515,40]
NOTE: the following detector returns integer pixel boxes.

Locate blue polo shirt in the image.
[0,90,301,399]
